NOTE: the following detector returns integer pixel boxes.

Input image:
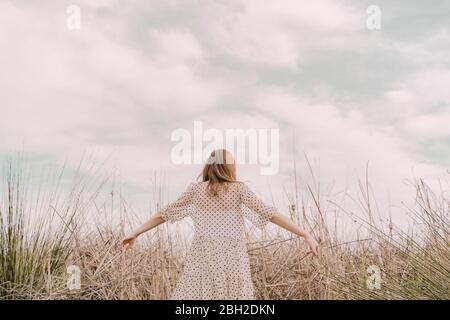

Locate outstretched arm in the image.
[240,183,320,257]
[121,183,196,248]
[121,213,165,248]
[270,213,319,256]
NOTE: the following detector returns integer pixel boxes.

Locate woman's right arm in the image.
[121,213,165,248]
[270,213,319,256]
[240,182,319,257]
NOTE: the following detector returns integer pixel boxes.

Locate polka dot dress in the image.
[159,181,277,300]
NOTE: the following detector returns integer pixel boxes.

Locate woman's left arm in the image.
[121,213,165,248]
[121,183,196,249]
[270,213,320,256]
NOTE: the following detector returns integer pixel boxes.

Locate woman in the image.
[121,149,319,299]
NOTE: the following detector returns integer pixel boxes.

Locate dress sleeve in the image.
[239,182,277,228]
[159,183,196,224]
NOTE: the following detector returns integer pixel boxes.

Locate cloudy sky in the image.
[1,0,449,223]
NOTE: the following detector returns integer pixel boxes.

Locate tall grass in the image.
[0,159,448,300]
[0,162,72,298]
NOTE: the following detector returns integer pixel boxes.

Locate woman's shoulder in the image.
[229,181,249,193]
[191,181,207,187]
[188,181,208,191]
[189,181,248,193]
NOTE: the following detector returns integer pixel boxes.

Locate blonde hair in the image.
[199,149,237,196]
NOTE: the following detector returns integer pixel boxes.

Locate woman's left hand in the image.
[121,234,137,248]
[305,234,320,257]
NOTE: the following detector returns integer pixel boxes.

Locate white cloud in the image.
[403,112,450,138]
[374,68,450,142]
[0,1,227,156]
[250,87,445,219]
[193,0,361,68]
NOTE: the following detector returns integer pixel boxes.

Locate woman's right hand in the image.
[121,234,137,249]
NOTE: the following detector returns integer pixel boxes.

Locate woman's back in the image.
[160,181,276,240]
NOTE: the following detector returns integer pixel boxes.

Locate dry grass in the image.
[0,159,449,300]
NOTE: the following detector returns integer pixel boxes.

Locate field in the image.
[0,160,448,300]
